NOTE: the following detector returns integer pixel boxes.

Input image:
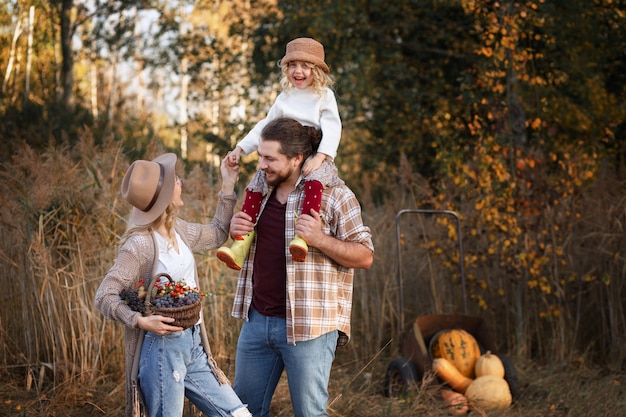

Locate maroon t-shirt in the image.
[250,191,287,317]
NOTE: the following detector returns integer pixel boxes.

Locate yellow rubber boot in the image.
[289,235,308,262]
[217,231,255,271]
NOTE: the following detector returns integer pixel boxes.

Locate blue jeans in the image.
[139,325,249,417]
[234,309,339,417]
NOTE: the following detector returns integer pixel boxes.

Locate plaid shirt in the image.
[231,179,374,346]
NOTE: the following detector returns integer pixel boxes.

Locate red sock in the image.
[236,190,263,240]
[301,180,323,216]
[242,189,263,222]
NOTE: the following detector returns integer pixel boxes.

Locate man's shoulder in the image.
[324,181,354,194]
[323,183,359,205]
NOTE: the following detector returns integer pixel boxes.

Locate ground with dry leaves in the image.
[2,352,625,416]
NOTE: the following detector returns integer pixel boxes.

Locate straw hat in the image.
[121,153,177,226]
[280,38,330,73]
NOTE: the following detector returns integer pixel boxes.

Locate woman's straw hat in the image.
[121,153,177,226]
[280,38,330,73]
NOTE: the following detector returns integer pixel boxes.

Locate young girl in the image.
[218,37,343,270]
[95,153,251,417]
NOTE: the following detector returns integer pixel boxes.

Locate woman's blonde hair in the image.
[120,202,178,247]
[279,61,335,96]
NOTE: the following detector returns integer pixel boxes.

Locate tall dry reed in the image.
[0,131,624,414]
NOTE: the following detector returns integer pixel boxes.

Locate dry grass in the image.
[0,134,625,416]
[2,354,625,416]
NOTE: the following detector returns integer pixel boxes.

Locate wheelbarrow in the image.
[382,209,519,399]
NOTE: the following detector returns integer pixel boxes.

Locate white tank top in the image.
[153,231,197,288]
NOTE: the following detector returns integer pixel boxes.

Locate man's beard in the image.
[264,168,292,187]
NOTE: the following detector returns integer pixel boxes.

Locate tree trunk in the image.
[179,0,189,160]
[105,50,118,135]
[179,55,189,160]
[153,69,164,132]
[24,6,35,105]
[90,51,98,119]
[2,17,22,97]
[133,7,145,115]
[60,0,74,109]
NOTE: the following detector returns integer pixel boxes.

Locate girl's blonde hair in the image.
[279,61,335,96]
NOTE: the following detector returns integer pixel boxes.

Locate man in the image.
[229,117,374,417]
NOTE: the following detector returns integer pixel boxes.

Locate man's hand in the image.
[296,209,373,269]
[230,211,255,238]
[295,209,324,247]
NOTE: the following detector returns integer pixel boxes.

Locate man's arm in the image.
[314,234,373,269]
[295,209,373,269]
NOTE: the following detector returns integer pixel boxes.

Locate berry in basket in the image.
[120,279,148,313]
[120,277,206,314]
[146,274,207,329]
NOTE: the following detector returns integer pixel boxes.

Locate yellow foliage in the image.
[395,2,624,361]
[477,296,488,310]
[531,118,542,129]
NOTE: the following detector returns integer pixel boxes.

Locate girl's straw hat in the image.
[280,38,330,73]
[121,153,177,226]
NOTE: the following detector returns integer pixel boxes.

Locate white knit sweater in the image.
[237,87,342,159]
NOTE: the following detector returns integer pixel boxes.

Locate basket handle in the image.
[144,272,174,310]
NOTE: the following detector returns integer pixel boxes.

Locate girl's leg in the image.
[217,170,265,270]
[301,180,324,217]
[289,180,323,262]
[240,167,269,227]
[290,157,342,261]
[237,188,263,237]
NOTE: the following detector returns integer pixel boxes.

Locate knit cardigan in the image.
[95,192,237,417]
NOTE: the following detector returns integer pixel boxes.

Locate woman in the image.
[95,152,251,417]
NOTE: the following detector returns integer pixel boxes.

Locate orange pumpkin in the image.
[440,389,469,415]
[430,329,481,378]
[432,357,473,393]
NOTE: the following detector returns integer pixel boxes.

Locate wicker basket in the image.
[145,273,202,329]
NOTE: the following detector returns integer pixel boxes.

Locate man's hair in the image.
[260,118,322,161]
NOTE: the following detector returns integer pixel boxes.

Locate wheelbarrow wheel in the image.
[497,353,520,400]
[383,358,419,397]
